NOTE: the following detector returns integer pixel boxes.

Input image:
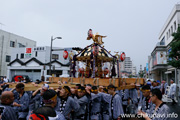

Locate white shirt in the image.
[3,78,8,83]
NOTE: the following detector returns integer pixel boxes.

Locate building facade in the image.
[7,46,74,81]
[120,57,135,77]
[148,4,180,85]
[0,29,36,77]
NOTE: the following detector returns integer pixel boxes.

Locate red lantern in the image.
[88,29,93,38]
[93,46,99,56]
[120,52,126,61]
[63,50,68,59]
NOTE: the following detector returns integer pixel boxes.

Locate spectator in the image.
[161,80,167,95]
[168,80,177,105]
[3,76,8,83]
[0,91,18,120]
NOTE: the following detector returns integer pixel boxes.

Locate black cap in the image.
[42,89,57,100]
[92,86,97,90]
[78,86,86,92]
[80,86,85,91]
[76,84,81,89]
[142,85,151,90]
[107,84,116,89]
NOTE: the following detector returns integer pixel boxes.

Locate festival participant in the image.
[29,106,57,120]
[42,89,65,120]
[129,83,138,108]
[27,84,49,119]
[74,86,88,120]
[107,84,124,120]
[0,91,18,120]
[13,83,29,120]
[151,81,159,90]
[89,86,101,120]
[99,87,110,120]
[138,89,170,120]
[140,85,154,114]
[156,80,161,89]
[117,81,129,113]
[136,83,143,104]
[55,86,80,119]
[84,84,92,120]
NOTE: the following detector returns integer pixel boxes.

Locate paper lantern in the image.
[88,29,93,38]
[63,50,68,59]
[120,52,126,61]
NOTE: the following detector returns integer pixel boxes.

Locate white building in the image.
[132,66,137,76]
[149,4,180,85]
[7,46,76,81]
[0,29,36,77]
[124,57,133,73]
[119,57,134,77]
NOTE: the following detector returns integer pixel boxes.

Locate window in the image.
[166,32,168,40]
[171,26,173,34]
[174,21,176,31]
[34,70,41,72]
[52,54,59,59]
[160,37,165,45]
[20,53,24,59]
[26,70,32,72]
[10,41,15,47]
[35,51,38,57]
[6,55,11,62]
[16,54,18,59]
[169,29,170,37]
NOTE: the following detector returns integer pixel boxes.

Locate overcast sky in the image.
[0,0,180,71]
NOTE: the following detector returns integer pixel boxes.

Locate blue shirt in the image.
[0,104,18,120]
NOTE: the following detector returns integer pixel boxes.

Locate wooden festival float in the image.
[9,29,144,91]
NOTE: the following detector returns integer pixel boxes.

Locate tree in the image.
[138,70,145,78]
[168,26,180,69]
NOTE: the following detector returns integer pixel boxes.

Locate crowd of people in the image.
[0,77,178,120]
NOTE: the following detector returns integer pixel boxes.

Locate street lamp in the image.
[49,36,62,75]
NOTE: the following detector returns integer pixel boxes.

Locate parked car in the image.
[12,75,31,82]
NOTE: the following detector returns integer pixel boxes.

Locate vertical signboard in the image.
[146,63,148,73]
[25,48,32,58]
